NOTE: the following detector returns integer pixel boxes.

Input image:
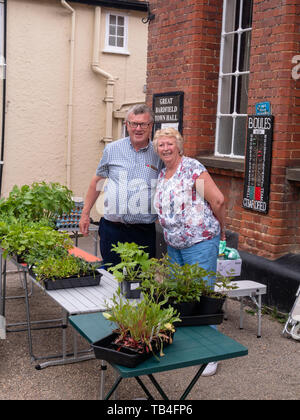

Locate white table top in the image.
[29,269,120,315]
[215,280,267,298]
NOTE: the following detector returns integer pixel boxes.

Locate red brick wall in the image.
[146,0,223,157]
[239,0,300,259]
[146,0,300,260]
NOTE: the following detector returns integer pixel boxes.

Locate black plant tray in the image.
[174,311,224,327]
[92,332,171,368]
[29,270,102,290]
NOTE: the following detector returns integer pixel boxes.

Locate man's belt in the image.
[104,219,155,231]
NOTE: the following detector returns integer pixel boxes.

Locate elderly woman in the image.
[153,127,226,376]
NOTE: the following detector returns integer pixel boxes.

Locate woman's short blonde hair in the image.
[153,127,184,156]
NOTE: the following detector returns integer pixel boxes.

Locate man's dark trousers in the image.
[99,217,156,268]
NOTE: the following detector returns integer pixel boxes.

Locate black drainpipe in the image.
[0,0,7,197]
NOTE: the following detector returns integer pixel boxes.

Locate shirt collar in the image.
[128,137,150,152]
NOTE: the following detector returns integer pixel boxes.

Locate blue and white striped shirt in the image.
[96,137,163,224]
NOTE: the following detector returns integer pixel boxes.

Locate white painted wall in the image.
[1,0,148,219]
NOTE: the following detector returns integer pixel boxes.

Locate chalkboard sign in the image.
[152,91,184,134]
[242,115,274,214]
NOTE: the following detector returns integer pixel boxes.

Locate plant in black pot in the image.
[92,287,181,367]
[107,242,154,299]
[142,257,203,318]
[197,271,236,315]
[162,262,204,317]
[142,258,237,324]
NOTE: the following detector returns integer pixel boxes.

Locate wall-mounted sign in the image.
[242,115,274,214]
[152,91,184,134]
[255,101,271,115]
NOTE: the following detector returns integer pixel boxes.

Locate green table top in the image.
[69,312,248,378]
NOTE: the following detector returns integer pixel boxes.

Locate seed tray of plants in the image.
[29,270,102,291]
[92,331,172,368]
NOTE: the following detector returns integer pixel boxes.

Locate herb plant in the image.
[198,270,237,299]
[142,257,204,303]
[0,221,73,263]
[0,181,73,222]
[103,287,181,358]
[32,254,98,283]
[142,256,236,302]
[107,242,154,282]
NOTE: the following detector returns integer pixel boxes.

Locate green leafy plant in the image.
[0,215,19,242]
[198,270,236,299]
[103,287,181,359]
[165,262,204,303]
[107,242,154,282]
[32,254,98,283]
[142,257,205,303]
[0,221,73,263]
[23,226,74,266]
[142,256,237,302]
[0,181,73,222]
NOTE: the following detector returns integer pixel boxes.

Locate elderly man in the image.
[79,104,163,266]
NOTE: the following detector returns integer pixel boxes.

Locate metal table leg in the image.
[179,364,207,400]
[239,297,244,329]
[104,376,123,400]
[257,294,262,338]
[35,310,95,370]
[148,374,169,400]
[1,258,7,317]
[99,360,107,400]
[134,376,154,400]
[23,270,35,362]
[249,294,262,338]
[147,364,208,401]
[0,253,3,316]
[100,363,209,401]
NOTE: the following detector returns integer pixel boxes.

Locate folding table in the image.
[0,245,119,370]
[215,280,267,337]
[30,267,119,369]
[69,312,248,400]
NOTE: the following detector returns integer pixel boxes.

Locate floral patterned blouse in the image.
[154,156,220,249]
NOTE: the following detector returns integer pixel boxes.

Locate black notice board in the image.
[242,115,274,214]
[152,91,184,134]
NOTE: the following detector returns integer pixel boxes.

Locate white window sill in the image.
[286,167,300,182]
[197,155,244,172]
[102,48,130,56]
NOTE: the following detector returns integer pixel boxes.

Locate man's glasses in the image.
[126,121,152,129]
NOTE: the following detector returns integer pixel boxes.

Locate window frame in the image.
[103,11,130,55]
[215,0,253,159]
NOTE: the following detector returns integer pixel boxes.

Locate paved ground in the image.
[0,235,299,400]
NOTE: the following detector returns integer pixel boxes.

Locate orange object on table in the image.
[68,247,101,263]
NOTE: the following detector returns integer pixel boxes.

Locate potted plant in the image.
[142,257,203,317]
[92,287,181,367]
[196,271,236,315]
[30,253,102,290]
[141,257,237,323]
[107,242,154,299]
